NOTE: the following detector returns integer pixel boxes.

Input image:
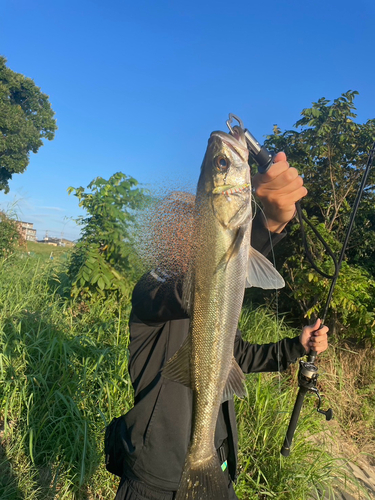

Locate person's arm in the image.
[234,333,305,373]
[234,320,329,373]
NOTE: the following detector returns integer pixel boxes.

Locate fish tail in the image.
[175,453,229,500]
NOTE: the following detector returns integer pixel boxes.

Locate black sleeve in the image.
[234,330,306,373]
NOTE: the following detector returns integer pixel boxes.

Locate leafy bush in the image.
[67,172,149,300]
[260,91,375,342]
[276,215,375,341]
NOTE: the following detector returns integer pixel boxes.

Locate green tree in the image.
[0,56,57,192]
[260,91,375,341]
[67,172,149,299]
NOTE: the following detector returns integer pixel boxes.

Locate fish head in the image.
[197,126,252,229]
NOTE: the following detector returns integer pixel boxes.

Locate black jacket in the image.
[120,214,306,491]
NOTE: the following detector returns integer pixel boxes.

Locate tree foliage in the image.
[262,91,375,341]
[0,56,57,192]
[67,172,149,300]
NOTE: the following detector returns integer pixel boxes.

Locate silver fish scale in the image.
[188,215,250,464]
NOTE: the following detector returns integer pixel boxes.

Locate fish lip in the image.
[210,131,248,161]
[212,183,251,196]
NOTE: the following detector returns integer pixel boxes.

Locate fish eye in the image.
[215,156,229,172]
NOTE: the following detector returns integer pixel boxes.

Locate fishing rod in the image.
[226,113,375,457]
[280,139,375,456]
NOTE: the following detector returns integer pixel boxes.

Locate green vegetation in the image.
[256,91,375,342]
[0,253,134,499]
[0,56,57,193]
[67,173,149,300]
[0,211,21,258]
[1,252,374,499]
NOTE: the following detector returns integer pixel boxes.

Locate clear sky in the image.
[1,0,374,241]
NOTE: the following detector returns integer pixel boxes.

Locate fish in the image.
[163,126,284,499]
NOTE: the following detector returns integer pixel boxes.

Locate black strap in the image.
[217,439,229,464]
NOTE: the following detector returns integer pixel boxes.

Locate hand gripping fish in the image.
[163,127,285,499]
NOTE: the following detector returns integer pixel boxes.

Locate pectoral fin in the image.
[246,246,285,289]
[222,357,246,402]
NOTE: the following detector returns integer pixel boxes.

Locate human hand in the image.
[252,152,307,233]
[299,319,329,355]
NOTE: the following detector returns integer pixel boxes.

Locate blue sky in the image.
[1,0,374,241]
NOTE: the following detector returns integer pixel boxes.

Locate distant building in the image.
[17,221,37,242]
[38,237,59,246]
[38,236,74,247]
[60,238,75,248]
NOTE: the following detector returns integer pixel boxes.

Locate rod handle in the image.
[280,386,308,457]
[307,349,318,363]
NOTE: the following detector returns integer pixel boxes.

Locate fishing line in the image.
[251,198,286,421]
[227,114,290,418]
[256,205,289,476]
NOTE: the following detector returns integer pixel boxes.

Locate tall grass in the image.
[0,254,372,498]
[236,309,373,499]
[235,310,334,499]
[0,254,134,499]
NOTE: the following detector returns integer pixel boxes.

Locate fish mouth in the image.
[210,131,248,162]
[212,183,251,196]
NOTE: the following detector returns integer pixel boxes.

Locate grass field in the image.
[24,241,71,260]
[0,251,374,499]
